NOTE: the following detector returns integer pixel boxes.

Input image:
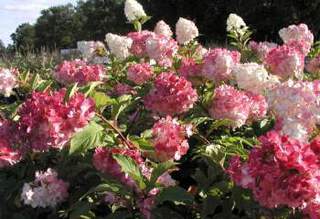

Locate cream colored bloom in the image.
[226,13,247,33]
[175,17,199,44]
[232,63,279,94]
[154,20,173,38]
[124,0,146,22]
[105,33,133,60]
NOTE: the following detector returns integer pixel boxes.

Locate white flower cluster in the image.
[232,63,280,94]
[154,20,173,38]
[77,41,109,64]
[175,17,199,45]
[105,33,133,60]
[0,68,18,97]
[226,13,247,34]
[124,0,146,22]
[21,168,69,208]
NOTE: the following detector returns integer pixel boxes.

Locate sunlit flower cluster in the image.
[144,72,198,115]
[227,131,320,218]
[209,85,267,127]
[202,48,241,83]
[0,68,18,97]
[152,116,190,161]
[17,89,95,151]
[127,63,153,85]
[54,60,105,85]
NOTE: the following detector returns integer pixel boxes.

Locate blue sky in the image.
[0,0,78,46]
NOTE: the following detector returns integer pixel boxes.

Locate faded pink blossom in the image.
[127,63,153,85]
[152,116,189,161]
[202,48,240,83]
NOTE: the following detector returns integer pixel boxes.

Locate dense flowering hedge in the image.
[2,0,320,218]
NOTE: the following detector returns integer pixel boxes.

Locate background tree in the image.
[9,0,320,52]
[34,4,81,50]
[10,23,35,52]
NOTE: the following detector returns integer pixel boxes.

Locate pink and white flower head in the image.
[307,54,320,74]
[127,31,155,57]
[0,119,21,168]
[124,0,146,22]
[0,68,18,97]
[17,89,95,152]
[267,80,320,141]
[175,17,199,45]
[232,63,279,94]
[127,63,153,85]
[105,33,133,60]
[21,168,69,208]
[202,48,241,83]
[279,23,314,53]
[146,34,178,67]
[264,44,304,79]
[144,72,198,115]
[209,85,251,127]
[154,20,173,38]
[246,92,268,120]
[152,116,189,161]
[54,60,105,86]
[93,147,143,190]
[227,131,320,212]
[178,58,202,80]
[248,41,277,61]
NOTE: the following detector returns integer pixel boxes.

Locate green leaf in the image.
[149,161,176,187]
[36,80,52,92]
[156,187,194,205]
[64,83,78,103]
[30,73,40,90]
[69,121,104,155]
[80,81,102,97]
[112,154,146,190]
[91,91,115,110]
[111,95,132,120]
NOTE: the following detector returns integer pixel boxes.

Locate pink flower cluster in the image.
[112,83,136,96]
[227,131,320,218]
[144,72,198,115]
[178,58,202,80]
[21,168,69,208]
[93,147,143,190]
[127,63,153,85]
[248,41,277,61]
[267,80,320,142]
[209,85,267,127]
[146,34,178,67]
[202,48,241,83]
[54,60,105,86]
[17,89,95,151]
[0,120,21,168]
[128,31,155,57]
[0,68,18,97]
[279,23,314,54]
[152,116,189,161]
[264,44,304,79]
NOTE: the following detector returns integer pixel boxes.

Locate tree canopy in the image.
[8,0,320,52]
